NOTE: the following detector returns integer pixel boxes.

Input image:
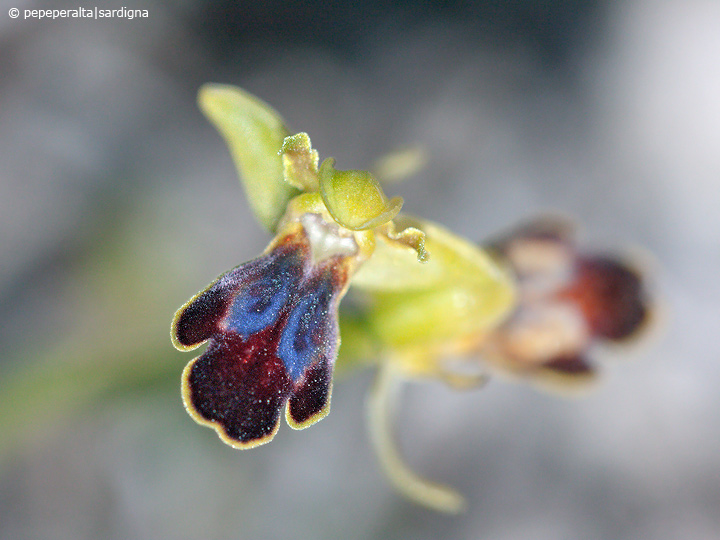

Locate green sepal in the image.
[319,158,403,231]
[198,84,300,232]
[361,218,517,349]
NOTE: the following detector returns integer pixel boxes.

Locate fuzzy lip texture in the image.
[171,226,351,449]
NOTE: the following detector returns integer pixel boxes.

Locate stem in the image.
[366,363,467,514]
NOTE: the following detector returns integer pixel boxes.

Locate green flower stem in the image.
[367,362,467,514]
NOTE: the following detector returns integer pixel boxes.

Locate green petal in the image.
[198,84,300,232]
[319,158,403,231]
[281,132,319,191]
[352,219,431,290]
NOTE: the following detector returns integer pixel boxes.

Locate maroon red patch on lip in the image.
[175,284,237,349]
[559,256,648,341]
[173,226,353,448]
[186,330,293,445]
[286,359,332,427]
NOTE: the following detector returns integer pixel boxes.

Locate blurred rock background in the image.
[1,1,718,539]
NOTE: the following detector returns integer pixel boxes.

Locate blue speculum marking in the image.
[176,227,351,446]
[225,253,301,337]
[278,276,334,382]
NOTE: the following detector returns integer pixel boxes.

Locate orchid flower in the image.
[172,85,652,513]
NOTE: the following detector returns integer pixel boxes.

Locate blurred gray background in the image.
[1,1,719,539]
